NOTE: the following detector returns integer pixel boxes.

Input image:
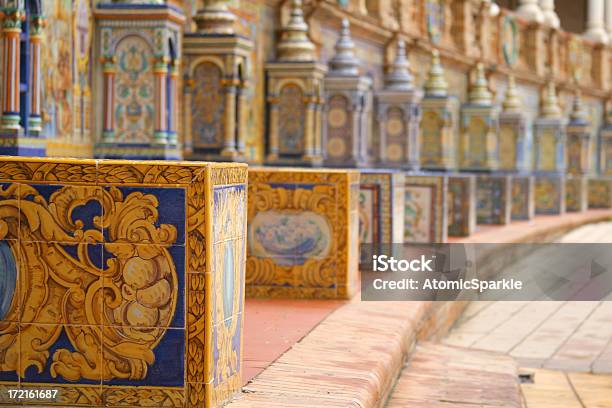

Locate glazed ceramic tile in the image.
[102,243,185,330]
[511,176,534,221]
[0,240,19,324]
[460,107,500,171]
[247,168,360,299]
[565,176,588,212]
[447,174,476,237]
[0,158,98,184]
[17,183,103,245]
[0,182,19,242]
[420,97,459,171]
[0,324,18,383]
[0,157,248,408]
[19,323,103,386]
[476,175,511,225]
[101,185,187,246]
[588,178,612,209]
[535,175,566,215]
[359,171,405,244]
[19,242,103,325]
[404,175,447,243]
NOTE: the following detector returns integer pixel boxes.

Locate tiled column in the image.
[221,78,238,157]
[584,0,608,43]
[1,12,22,131]
[266,101,279,161]
[516,0,544,23]
[153,56,169,143]
[167,60,179,144]
[304,97,317,159]
[28,15,44,134]
[183,78,194,154]
[540,0,560,28]
[102,57,116,142]
[236,83,247,155]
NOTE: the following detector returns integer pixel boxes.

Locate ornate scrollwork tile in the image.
[0,159,97,184]
[246,169,359,299]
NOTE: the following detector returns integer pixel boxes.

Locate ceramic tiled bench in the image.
[0,157,247,407]
[246,167,360,299]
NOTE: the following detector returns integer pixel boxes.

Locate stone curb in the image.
[226,300,467,407]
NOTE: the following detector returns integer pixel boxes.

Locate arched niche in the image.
[190,61,226,149]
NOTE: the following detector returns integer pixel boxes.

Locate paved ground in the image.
[242,298,345,384]
[520,369,612,408]
[444,300,612,373]
[444,222,612,373]
[387,343,522,408]
[235,215,612,407]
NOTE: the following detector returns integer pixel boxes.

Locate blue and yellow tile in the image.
[0,157,248,407]
[247,168,358,299]
[100,186,187,246]
[0,239,19,325]
[17,183,103,245]
[19,323,103,388]
[102,243,185,330]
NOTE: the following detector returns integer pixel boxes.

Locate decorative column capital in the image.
[101,56,117,72]
[2,10,24,30]
[29,14,45,36]
[154,56,170,73]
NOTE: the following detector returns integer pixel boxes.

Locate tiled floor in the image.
[444,222,612,373]
[444,300,612,373]
[520,369,612,408]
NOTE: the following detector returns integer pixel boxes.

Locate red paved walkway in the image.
[242,298,346,384]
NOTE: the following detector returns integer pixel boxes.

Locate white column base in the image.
[584,27,609,43]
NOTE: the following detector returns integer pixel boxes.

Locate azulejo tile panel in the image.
[535,175,566,215]
[476,175,511,225]
[404,175,447,243]
[511,176,534,221]
[247,168,360,299]
[447,175,476,237]
[587,178,612,209]
[565,176,588,212]
[0,157,248,407]
[359,171,405,245]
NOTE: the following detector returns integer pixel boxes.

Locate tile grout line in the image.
[589,332,612,373]
[543,301,603,370]
[465,302,532,348]
[564,372,587,408]
[507,301,567,355]
[454,301,497,327]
